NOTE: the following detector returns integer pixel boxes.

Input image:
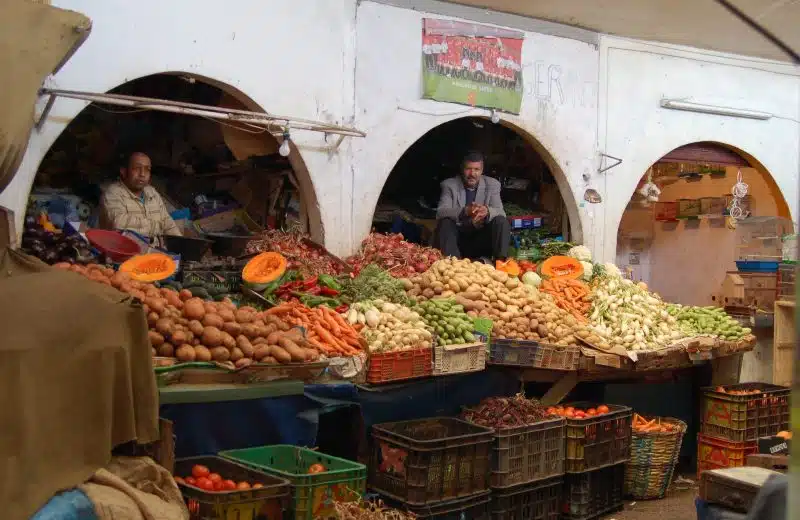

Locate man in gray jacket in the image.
[435,151,510,259]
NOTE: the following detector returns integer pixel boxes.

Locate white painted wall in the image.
[598,36,800,263]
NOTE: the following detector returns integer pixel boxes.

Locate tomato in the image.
[252,483,264,489]
[222,479,237,491]
[564,410,575,418]
[597,405,609,414]
[213,480,225,491]
[196,477,214,491]
[174,476,185,485]
[565,407,575,414]
[192,465,210,479]
[546,407,556,415]
[208,473,222,483]
[574,411,586,419]
[185,476,197,486]
[307,463,327,474]
[586,408,597,416]
[237,481,252,490]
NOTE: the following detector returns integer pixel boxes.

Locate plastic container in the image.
[490,416,565,488]
[562,464,625,520]
[85,229,141,262]
[174,456,290,520]
[219,445,366,520]
[700,383,790,442]
[624,417,687,499]
[563,402,633,473]
[162,234,212,262]
[433,340,486,376]
[490,476,562,520]
[697,434,757,478]
[400,491,491,519]
[489,340,580,371]
[735,261,779,273]
[370,417,493,505]
[699,467,777,513]
[508,215,543,230]
[677,199,701,218]
[367,347,432,384]
[654,201,678,222]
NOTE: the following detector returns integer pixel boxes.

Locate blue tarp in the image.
[31,489,96,520]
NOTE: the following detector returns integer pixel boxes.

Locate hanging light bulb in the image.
[278,128,291,157]
[490,109,500,124]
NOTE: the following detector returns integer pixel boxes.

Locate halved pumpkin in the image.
[539,255,584,280]
[495,258,521,277]
[119,252,177,282]
[242,251,288,290]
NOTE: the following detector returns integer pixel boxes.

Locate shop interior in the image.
[371,116,571,255]
[24,73,307,266]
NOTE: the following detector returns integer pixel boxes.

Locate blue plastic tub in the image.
[735,261,779,272]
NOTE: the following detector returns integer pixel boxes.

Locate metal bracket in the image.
[35,93,56,131]
[598,153,623,174]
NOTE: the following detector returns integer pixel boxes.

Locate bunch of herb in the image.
[339,264,410,305]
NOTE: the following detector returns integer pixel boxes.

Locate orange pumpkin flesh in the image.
[119,253,177,282]
[242,252,288,289]
[539,256,584,280]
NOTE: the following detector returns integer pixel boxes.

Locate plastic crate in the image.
[562,464,625,520]
[489,340,580,371]
[697,434,757,479]
[509,215,543,230]
[700,383,790,442]
[654,201,678,222]
[366,347,432,384]
[174,456,290,520]
[181,262,246,294]
[490,416,565,488]
[677,199,701,218]
[219,445,366,520]
[400,491,491,519]
[433,325,490,376]
[563,402,633,473]
[370,417,493,505]
[490,476,561,520]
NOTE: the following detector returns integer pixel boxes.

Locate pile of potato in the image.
[403,258,609,348]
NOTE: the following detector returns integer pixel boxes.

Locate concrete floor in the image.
[603,479,698,520]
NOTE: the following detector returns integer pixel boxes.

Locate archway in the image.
[615,141,792,308]
[23,72,323,262]
[370,116,582,257]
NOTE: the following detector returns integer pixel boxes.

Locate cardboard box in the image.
[757,436,790,455]
[747,453,788,473]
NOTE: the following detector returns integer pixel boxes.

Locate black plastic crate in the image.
[489,339,580,370]
[701,383,790,442]
[562,464,625,520]
[174,456,290,520]
[397,491,491,519]
[370,417,493,505]
[563,403,632,473]
[491,476,561,520]
[491,417,565,488]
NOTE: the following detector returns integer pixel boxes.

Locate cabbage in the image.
[580,261,593,281]
[567,245,592,262]
[603,262,622,278]
[521,271,542,287]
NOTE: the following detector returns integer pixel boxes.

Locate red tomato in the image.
[574,411,586,419]
[252,483,264,489]
[307,463,327,474]
[196,477,214,491]
[174,476,185,485]
[237,481,252,490]
[222,480,237,491]
[564,410,575,418]
[185,476,197,486]
[587,408,597,416]
[208,473,222,484]
[192,465,210,479]
[213,480,225,491]
[597,405,610,414]
[546,407,557,415]
[565,407,575,414]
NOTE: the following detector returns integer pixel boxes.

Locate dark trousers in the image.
[435,216,510,259]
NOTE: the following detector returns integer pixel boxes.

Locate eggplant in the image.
[42,250,59,264]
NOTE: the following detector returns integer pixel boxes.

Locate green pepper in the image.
[298,293,341,307]
[318,274,342,291]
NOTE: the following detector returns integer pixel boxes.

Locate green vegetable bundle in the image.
[667,304,751,341]
[416,298,476,345]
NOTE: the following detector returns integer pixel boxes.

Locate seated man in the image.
[435,151,510,260]
[99,152,182,238]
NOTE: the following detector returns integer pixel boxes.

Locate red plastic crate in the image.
[697,434,757,479]
[366,348,432,384]
[654,202,678,221]
[701,383,790,442]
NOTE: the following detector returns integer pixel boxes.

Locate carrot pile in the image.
[539,277,591,322]
[265,301,365,357]
[633,413,677,433]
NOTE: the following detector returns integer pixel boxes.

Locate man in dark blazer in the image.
[435,151,510,259]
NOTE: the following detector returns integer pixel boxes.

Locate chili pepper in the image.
[302,276,319,289]
[335,304,349,313]
[318,274,342,291]
[319,286,339,297]
[297,293,340,307]
[305,286,322,295]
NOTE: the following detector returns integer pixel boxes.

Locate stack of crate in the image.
[698,383,790,479]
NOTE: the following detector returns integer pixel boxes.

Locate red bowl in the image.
[85,229,141,263]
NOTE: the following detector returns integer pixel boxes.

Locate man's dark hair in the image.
[462,150,484,166]
[118,150,148,168]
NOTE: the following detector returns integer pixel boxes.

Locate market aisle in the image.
[607,486,697,520]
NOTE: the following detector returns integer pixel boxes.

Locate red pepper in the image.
[319,286,339,296]
[302,276,319,289]
[335,304,349,313]
[305,286,322,295]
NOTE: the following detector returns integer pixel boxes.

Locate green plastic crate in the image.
[220,445,366,520]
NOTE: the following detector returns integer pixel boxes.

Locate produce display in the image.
[258,270,347,310]
[245,230,347,276]
[340,264,410,305]
[347,300,432,353]
[265,301,365,356]
[667,304,751,341]
[119,252,177,282]
[547,403,611,419]
[462,394,549,429]
[346,233,442,278]
[632,414,678,433]
[175,464,266,492]
[415,298,475,345]
[713,385,765,396]
[539,255,584,280]
[22,220,96,265]
[404,258,603,346]
[241,251,288,289]
[539,278,591,322]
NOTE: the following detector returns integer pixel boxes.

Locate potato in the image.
[234,358,253,369]
[183,298,205,320]
[148,330,165,347]
[202,313,224,329]
[253,345,272,361]
[229,347,244,362]
[170,330,189,346]
[157,342,175,357]
[155,318,175,336]
[269,345,292,363]
[210,346,231,362]
[175,344,196,362]
[236,335,255,357]
[201,326,224,347]
[235,310,255,324]
[194,345,212,362]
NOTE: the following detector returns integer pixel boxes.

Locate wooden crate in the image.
[773,300,795,386]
